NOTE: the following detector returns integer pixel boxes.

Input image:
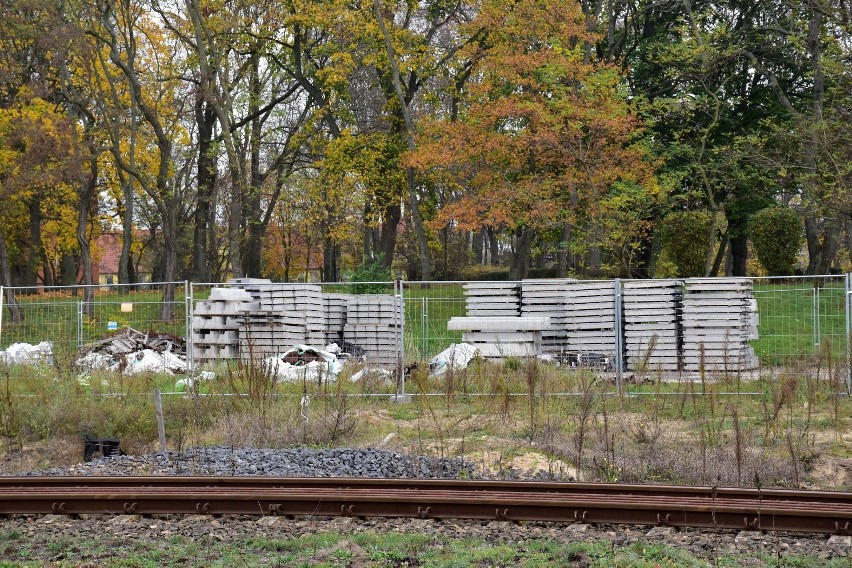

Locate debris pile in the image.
[429,342,478,376]
[76,327,187,374]
[0,341,53,366]
[263,344,343,383]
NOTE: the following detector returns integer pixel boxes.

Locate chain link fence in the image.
[1,276,850,393]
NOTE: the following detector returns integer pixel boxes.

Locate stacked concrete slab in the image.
[682,278,759,371]
[192,287,255,361]
[520,279,573,354]
[448,316,549,359]
[344,294,402,368]
[623,279,683,372]
[229,279,327,347]
[227,277,274,297]
[237,310,307,360]
[325,293,349,344]
[463,282,520,316]
[564,281,619,355]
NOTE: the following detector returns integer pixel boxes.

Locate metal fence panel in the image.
[1,276,850,391]
[0,282,187,368]
[187,280,403,390]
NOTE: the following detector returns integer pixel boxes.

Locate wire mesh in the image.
[404,275,851,385]
[404,279,622,371]
[751,275,847,374]
[0,282,187,369]
[0,275,849,389]
[187,280,402,395]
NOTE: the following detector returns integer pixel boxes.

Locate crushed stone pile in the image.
[26,446,477,479]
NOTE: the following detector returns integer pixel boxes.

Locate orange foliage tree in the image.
[410,0,658,277]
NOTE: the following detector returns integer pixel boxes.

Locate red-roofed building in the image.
[92,231,153,284]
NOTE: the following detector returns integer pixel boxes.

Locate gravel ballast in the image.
[2,447,849,564]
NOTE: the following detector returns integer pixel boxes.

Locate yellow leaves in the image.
[316,51,357,92]
[0,96,78,198]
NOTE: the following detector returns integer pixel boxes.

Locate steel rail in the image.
[1,477,849,506]
[0,480,849,534]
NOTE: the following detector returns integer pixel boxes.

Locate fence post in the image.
[421,296,427,360]
[397,279,406,401]
[813,281,821,348]
[0,285,4,349]
[846,273,851,394]
[614,278,623,393]
[187,281,194,373]
[77,300,83,349]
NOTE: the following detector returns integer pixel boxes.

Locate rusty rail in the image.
[0,478,849,534]
[2,477,848,505]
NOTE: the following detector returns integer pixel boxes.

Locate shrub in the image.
[749,206,803,275]
[348,254,392,293]
[659,211,713,277]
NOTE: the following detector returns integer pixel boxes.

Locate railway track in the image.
[1,477,849,534]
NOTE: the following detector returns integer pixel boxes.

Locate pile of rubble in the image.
[0,341,53,366]
[76,327,187,375]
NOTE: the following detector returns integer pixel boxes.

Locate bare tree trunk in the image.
[703,210,719,277]
[185,0,244,279]
[25,199,42,288]
[323,241,339,282]
[193,93,215,282]
[473,228,484,265]
[817,218,840,274]
[119,100,137,287]
[363,202,373,262]
[0,228,24,322]
[587,243,602,277]
[77,154,97,317]
[730,234,748,277]
[118,171,134,287]
[710,232,729,276]
[379,203,401,267]
[487,226,499,266]
[805,215,821,274]
[243,54,264,278]
[804,4,825,274]
[509,227,532,279]
[159,209,178,321]
[59,253,77,286]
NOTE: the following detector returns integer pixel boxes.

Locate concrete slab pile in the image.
[191,287,255,361]
[623,279,683,372]
[682,278,759,371]
[237,311,307,360]
[343,294,402,368]
[325,293,349,344]
[447,316,550,358]
[520,279,573,354]
[463,282,520,317]
[565,281,619,356]
[224,279,327,358]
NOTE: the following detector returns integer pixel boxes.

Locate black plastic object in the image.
[83,437,124,461]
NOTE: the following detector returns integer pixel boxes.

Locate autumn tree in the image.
[86,0,195,318]
[412,0,657,278]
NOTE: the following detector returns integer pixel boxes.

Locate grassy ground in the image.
[2,357,850,490]
[751,279,846,367]
[0,358,849,567]
[0,528,846,567]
